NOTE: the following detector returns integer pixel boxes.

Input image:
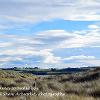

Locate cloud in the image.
[63,54,100,67]
[0,24,100,67]
[0,33,62,64]
[58,26,100,48]
[0,0,100,67]
[0,56,23,62]
[79,59,100,66]
[88,24,100,29]
[35,30,74,47]
[0,0,100,28]
[63,55,95,60]
[0,32,62,65]
[35,25,100,49]
[0,42,13,47]
[0,25,10,30]
[2,26,100,55]
[41,49,62,63]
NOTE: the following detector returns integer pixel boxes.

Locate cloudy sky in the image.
[0,0,100,68]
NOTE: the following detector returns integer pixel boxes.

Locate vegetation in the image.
[0,67,99,100]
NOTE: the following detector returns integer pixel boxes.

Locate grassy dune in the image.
[0,68,100,100]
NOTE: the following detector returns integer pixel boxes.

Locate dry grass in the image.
[0,68,100,100]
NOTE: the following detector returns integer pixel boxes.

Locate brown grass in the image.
[0,68,100,100]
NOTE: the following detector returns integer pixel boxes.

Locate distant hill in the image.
[1,66,99,75]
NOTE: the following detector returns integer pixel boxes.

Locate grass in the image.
[0,68,99,100]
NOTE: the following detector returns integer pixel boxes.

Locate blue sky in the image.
[0,0,100,68]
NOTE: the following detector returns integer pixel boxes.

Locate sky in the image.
[0,0,100,68]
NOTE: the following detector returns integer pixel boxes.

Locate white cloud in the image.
[0,0,100,67]
[37,30,74,40]
[79,59,100,66]
[0,24,100,66]
[0,34,62,64]
[63,55,100,67]
[0,42,13,47]
[0,0,100,27]
[63,54,100,67]
[41,49,62,63]
[58,26,100,48]
[36,25,100,49]
[0,57,23,62]
[88,25,100,29]
[63,55,95,60]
